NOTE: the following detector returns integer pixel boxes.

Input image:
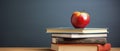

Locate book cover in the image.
[52,33,107,38]
[47,27,108,33]
[51,43,111,51]
[52,38,107,44]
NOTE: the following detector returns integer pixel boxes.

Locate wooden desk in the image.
[111,48,120,51]
[0,47,119,51]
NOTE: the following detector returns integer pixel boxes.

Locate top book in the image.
[46,27,108,33]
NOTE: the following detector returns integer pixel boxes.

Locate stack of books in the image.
[46,27,111,51]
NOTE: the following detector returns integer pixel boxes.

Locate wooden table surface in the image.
[0,47,119,51]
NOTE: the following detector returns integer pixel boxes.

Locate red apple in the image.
[71,11,90,28]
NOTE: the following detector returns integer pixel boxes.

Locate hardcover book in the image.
[51,43,111,51]
[52,33,107,38]
[47,27,108,33]
[52,38,107,44]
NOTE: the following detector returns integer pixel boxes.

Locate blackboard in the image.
[0,0,120,47]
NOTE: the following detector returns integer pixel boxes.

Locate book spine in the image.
[52,38,107,44]
[50,43,111,51]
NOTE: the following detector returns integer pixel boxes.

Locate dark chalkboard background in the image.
[0,0,120,47]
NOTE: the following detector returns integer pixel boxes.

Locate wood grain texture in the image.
[111,48,120,51]
[0,47,119,51]
[0,47,50,51]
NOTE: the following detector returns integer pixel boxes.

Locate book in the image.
[51,43,111,51]
[52,33,107,38]
[47,27,108,33]
[52,38,107,44]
